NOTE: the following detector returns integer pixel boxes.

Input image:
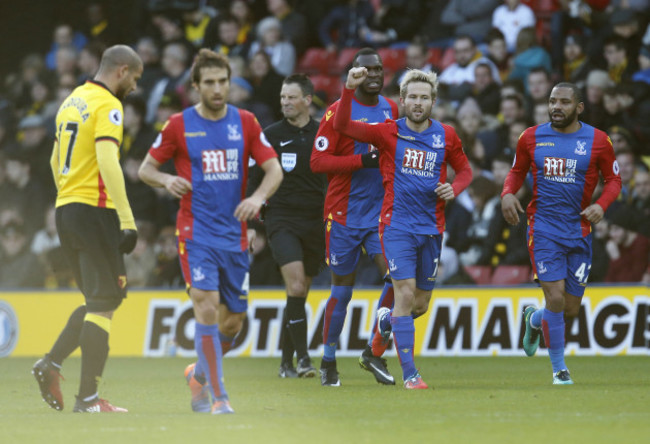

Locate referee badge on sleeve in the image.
[281,152,297,172]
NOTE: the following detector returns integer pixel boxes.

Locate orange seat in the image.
[297,48,336,75]
[334,47,360,74]
[310,74,342,104]
[464,266,493,285]
[377,48,406,74]
[491,265,532,285]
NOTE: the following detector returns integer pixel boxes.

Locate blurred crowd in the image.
[1,0,649,289]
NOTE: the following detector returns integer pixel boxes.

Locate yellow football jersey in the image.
[53,80,124,209]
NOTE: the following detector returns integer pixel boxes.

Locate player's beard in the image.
[406,106,431,124]
[202,96,226,113]
[549,107,578,129]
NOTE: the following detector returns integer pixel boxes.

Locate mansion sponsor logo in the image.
[202,148,239,181]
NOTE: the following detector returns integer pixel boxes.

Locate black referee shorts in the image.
[266,212,325,277]
[55,203,127,312]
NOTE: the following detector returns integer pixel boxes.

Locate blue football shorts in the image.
[325,219,383,276]
[178,237,249,313]
[379,223,442,291]
[527,230,592,297]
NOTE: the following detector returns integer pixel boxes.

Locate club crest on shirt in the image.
[384,110,391,120]
[574,140,587,155]
[431,134,444,149]
[227,124,242,141]
[281,152,297,172]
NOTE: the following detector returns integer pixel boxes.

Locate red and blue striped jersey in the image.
[311,94,398,228]
[502,122,621,238]
[332,87,472,235]
[148,105,277,251]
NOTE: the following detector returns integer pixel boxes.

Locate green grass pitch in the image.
[1,356,648,444]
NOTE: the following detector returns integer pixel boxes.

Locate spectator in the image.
[146,41,191,124]
[441,0,501,42]
[266,0,308,56]
[591,218,610,283]
[562,33,595,88]
[508,27,552,90]
[389,37,434,89]
[177,0,217,48]
[607,125,636,155]
[603,35,634,84]
[532,101,550,125]
[632,44,650,84]
[84,1,120,46]
[486,28,511,82]
[608,8,643,69]
[491,0,536,54]
[359,0,424,47]
[248,16,296,77]
[206,14,251,59]
[228,76,274,128]
[44,24,87,72]
[16,114,55,192]
[605,205,650,282]
[457,97,488,167]
[581,69,612,129]
[147,226,184,288]
[0,218,45,288]
[124,221,157,288]
[248,50,284,120]
[318,0,375,52]
[135,37,165,98]
[122,94,158,160]
[77,41,104,84]
[439,35,500,103]
[1,144,47,237]
[472,62,501,116]
[632,169,650,238]
[616,148,639,204]
[458,175,500,266]
[527,67,553,104]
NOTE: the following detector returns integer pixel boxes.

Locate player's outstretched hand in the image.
[164,175,192,199]
[346,67,368,89]
[580,203,604,224]
[435,182,455,202]
[119,229,138,254]
[501,193,524,225]
[235,195,264,222]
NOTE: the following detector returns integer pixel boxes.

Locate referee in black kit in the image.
[252,73,326,378]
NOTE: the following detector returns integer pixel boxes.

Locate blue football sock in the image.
[195,322,228,401]
[530,308,544,329]
[367,281,394,347]
[542,309,566,373]
[322,285,353,362]
[391,316,416,381]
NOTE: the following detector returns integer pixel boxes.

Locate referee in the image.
[254,74,326,378]
[32,45,142,413]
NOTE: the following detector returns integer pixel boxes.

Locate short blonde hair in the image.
[399,69,438,100]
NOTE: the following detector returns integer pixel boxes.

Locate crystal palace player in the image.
[311,48,399,386]
[501,83,621,385]
[334,67,472,389]
[138,49,282,413]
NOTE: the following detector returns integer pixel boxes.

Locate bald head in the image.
[98,45,142,74]
[95,45,143,100]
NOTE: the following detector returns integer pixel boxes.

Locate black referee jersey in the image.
[252,118,326,215]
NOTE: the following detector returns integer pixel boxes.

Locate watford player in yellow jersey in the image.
[32,45,143,413]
